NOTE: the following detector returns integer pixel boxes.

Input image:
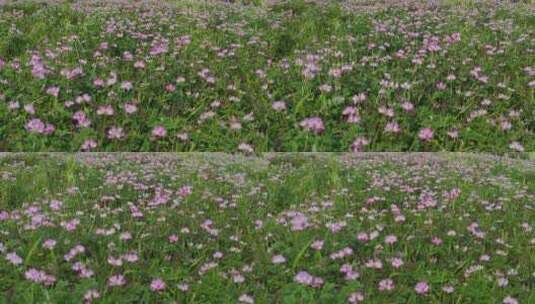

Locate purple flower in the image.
[152,126,167,138]
[384,234,398,244]
[418,128,434,141]
[272,101,286,112]
[97,105,114,116]
[83,289,100,302]
[238,143,254,153]
[6,252,23,265]
[415,281,430,294]
[311,240,324,250]
[107,127,125,140]
[271,255,286,264]
[348,292,364,303]
[81,139,97,151]
[239,294,254,304]
[24,268,55,286]
[384,122,401,133]
[42,239,56,250]
[351,137,369,152]
[26,119,45,134]
[123,103,138,114]
[509,141,524,152]
[108,274,126,287]
[46,86,60,97]
[25,268,44,282]
[391,257,404,268]
[503,296,518,304]
[294,271,323,288]
[300,117,325,134]
[294,271,314,285]
[378,279,395,291]
[150,278,166,291]
[73,111,91,128]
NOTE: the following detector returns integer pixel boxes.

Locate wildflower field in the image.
[1,0,534,303]
[0,0,533,152]
[0,153,534,303]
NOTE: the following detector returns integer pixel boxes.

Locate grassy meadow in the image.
[0,153,534,303]
[0,0,533,152]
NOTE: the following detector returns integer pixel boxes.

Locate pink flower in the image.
[46,86,60,97]
[352,93,367,103]
[340,264,360,280]
[300,117,325,134]
[150,278,166,291]
[238,143,254,153]
[108,274,126,287]
[401,101,414,112]
[294,271,313,285]
[351,137,369,152]
[365,259,383,269]
[177,132,189,141]
[442,285,455,293]
[122,253,139,263]
[385,235,398,244]
[342,106,360,123]
[42,239,56,250]
[178,185,192,197]
[319,84,332,93]
[93,78,104,87]
[81,139,97,151]
[107,256,123,266]
[24,104,35,115]
[26,119,45,134]
[168,234,178,243]
[378,279,395,291]
[107,127,125,140]
[84,289,100,302]
[123,103,138,114]
[391,257,404,268]
[415,281,430,294]
[311,240,324,250]
[357,232,369,242]
[239,294,254,304]
[272,255,286,264]
[152,126,167,138]
[24,268,55,286]
[165,84,176,92]
[431,237,443,246]
[418,128,434,141]
[509,142,524,152]
[272,101,286,112]
[384,122,400,133]
[8,101,20,110]
[134,60,145,69]
[503,296,518,304]
[6,252,23,265]
[24,268,42,281]
[73,111,91,128]
[177,283,190,291]
[348,292,364,303]
[121,81,133,91]
[97,105,114,116]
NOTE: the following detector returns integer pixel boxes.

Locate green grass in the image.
[0,0,532,152]
[0,153,533,303]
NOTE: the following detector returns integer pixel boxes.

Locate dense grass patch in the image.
[0,0,532,152]
[0,153,533,303]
